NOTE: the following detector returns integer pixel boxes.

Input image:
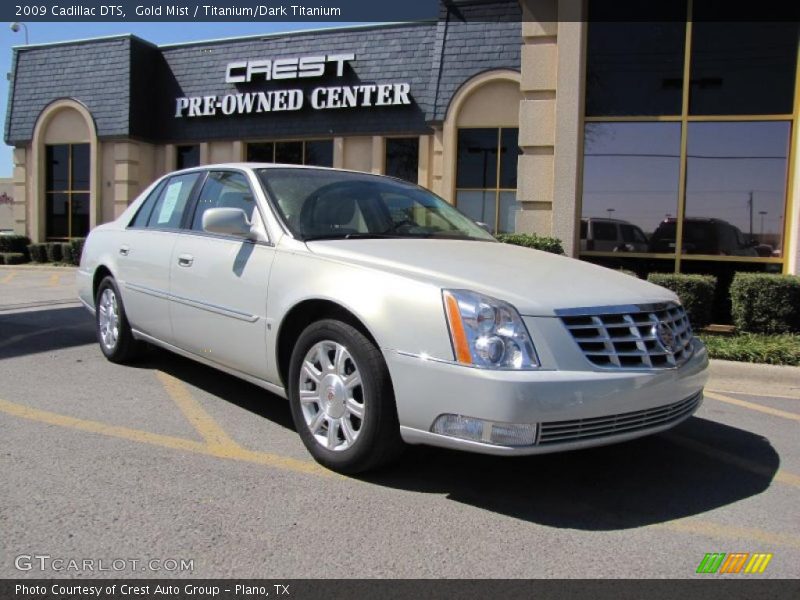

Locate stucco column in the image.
[113,142,141,219]
[12,147,28,237]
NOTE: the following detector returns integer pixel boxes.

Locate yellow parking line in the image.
[155,371,241,452]
[666,433,800,489]
[663,519,800,550]
[707,389,800,402]
[705,390,800,422]
[48,273,60,286]
[1,271,17,284]
[0,397,331,478]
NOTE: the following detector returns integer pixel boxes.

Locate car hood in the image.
[305,239,677,316]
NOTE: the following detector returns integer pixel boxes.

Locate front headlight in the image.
[442,289,539,369]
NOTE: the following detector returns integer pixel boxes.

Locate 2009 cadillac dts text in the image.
[76,164,709,473]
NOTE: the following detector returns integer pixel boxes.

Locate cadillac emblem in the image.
[655,321,678,353]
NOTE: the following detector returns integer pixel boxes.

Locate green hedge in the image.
[60,243,74,265]
[0,234,31,256]
[45,242,63,263]
[69,237,85,266]
[27,243,47,263]
[647,273,717,328]
[729,273,800,334]
[699,333,800,366]
[495,233,564,255]
[0,252,27,265]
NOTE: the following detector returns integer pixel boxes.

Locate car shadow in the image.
[0,306,96,360]
[133,346,297,431]
[357,416,780,530]
[140,350,780,531]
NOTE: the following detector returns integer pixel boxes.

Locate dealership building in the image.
[4,0,800,288]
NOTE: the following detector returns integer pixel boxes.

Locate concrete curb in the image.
[707,359,800,398]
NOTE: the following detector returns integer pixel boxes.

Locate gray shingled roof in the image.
[4,2,521,145]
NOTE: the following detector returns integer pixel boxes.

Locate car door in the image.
[168,169,274,380]
[116,171,203,342]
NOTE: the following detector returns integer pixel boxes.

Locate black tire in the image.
[95,275,143,364]
[287,319,404,474]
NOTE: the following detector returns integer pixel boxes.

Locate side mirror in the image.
[202,207,252,238]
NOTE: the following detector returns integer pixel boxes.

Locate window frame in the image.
[384,136,420,184]
[245,138,334,167]
[454,127,520,236]
[44,143,91,241]
[580,0,798,274]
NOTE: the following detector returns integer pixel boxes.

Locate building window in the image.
[176,145,200,170]
[246,140,333,167]
[385,137,419,183]
[582,2,798,281]
[455,128,520,235]
[45,143,90,240]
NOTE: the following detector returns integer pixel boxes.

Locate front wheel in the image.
[287,319,404,474]
[95,276,143,363]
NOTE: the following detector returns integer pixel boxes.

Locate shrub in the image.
[698,333,800,366]
[0,252,27,265]
[647,273,717,328]
[0,234,30,256]
[27,243,47,263]
[69,237,85,266]
[495,233,564,255]
[45,242,63,263]
[60,242,73,265]
[729,273,800,334]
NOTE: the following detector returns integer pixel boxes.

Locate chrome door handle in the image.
[119,245,130,256]
[177,254,194,267]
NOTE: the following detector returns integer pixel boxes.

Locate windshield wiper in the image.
[303,233,403,241]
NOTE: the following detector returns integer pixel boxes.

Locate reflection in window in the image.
[246,140,333,167]
[455,128,520,234]
[45,143,90,240]
[581,122,681,253]
[684,121,790,257]
[385,138,419,183]
[586,0,687,116]
[176,145,200,170]
[689,15,798,115]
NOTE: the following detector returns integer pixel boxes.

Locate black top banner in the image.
[4,0,800,23]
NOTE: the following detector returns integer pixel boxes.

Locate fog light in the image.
[431,414,537,447]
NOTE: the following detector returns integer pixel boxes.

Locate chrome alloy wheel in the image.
[298,340,366,451]
[98,288,120,351]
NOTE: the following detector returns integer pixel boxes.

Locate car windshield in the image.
[257,168,496,242]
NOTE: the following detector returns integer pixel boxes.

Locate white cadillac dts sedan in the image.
[77,164,708,473]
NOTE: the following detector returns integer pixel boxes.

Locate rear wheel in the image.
[287,319,404,473]
[95,276,142,363]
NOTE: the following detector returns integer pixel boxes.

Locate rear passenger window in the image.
[593,221,617,241]
[147,173,201,229]
[129,181,165,228]
[190,171,256,232]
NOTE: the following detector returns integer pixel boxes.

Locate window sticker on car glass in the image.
[157,182,183,224]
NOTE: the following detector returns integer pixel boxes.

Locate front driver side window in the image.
[191,171,256,232]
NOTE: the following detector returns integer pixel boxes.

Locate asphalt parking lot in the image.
[1,266,799,579]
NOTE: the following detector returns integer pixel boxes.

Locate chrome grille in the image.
[538,392,701,445]
[558,303,694,369]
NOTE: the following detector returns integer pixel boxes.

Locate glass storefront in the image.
[582,1,798,280]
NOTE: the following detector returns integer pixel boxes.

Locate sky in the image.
[0,21,365,177]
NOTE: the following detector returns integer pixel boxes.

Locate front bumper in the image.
[385,339,708,456]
